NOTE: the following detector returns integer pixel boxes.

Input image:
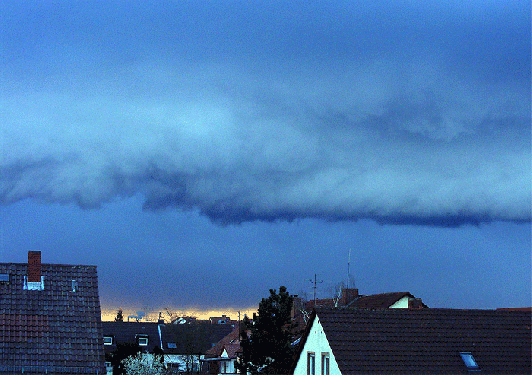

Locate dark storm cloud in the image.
[1,0,530,226]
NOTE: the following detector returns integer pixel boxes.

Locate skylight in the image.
[137,334,149,346]
[460,352,480,371]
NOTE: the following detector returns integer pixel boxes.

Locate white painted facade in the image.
[389,296,410,308]
[219,348,238,374]
[293,317,342,375]
[164,353,204,372]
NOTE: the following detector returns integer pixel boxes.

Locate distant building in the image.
[202,326,242,375]
[302,289,427,310]
[0,251,106,374]
[209,315,237,325]
[103,319,234,374]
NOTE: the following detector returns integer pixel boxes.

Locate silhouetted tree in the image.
[238,286,298,375]
[115,308,124,322]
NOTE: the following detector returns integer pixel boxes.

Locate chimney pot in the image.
[28,251,41,282]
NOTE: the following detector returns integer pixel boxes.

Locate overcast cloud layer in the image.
[1,1,530,226]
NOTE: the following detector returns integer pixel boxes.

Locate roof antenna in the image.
[309,274,323,307]
[347,249,351,289]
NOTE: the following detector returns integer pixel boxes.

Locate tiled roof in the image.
[0,262,105,374]
[302,308,531,374]
[103,321,234,355]
[103,321,163,354]
[304,291,427,310]
[205,326,241,357]
[349,292,424,309]
[222,343,241,359]
[160,322,234,354]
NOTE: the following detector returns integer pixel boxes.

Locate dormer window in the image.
[460,352,480,371]
[137,334,149,346]
[23,275,44,291]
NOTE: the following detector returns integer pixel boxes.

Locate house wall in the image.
[165,353,204,372]
[220,349,237,374]
[293,317,342,375]
[389,296,409,308]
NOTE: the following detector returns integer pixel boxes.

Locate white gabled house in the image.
[202,326,242,375]
[292,315,340,375]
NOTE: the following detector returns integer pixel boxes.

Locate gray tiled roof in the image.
[102,321,234,355]
[205,326,240,357]
[349,292,426,309]
[160,323,234,354]
[103,321,163,354]
[0,263,106,374]
[296,308,531,374]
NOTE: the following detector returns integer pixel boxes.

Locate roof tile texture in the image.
[103,321,234,355]
[315,308,531,374]
[0,263,105,374]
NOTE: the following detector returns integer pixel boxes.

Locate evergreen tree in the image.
[238,286,298,375]
[115,308,124,322]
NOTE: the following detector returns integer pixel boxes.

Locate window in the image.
[307,352,315,375]
[72,280,78,292]
[103,336,114,345]
[460,352,480,371]
[137,334,149,346]
[167,342,177,349]
[23,275,44,291]
[321,353,330,375]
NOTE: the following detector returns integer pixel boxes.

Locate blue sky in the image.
[1,1,530,315]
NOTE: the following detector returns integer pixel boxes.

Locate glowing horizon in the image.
[100,306,258,322]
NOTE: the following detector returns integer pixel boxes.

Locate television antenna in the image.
[347,249,351,289]
[309,274,323,307]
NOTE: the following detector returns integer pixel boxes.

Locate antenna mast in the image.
[309,274,323,307]
[347,249,351,289]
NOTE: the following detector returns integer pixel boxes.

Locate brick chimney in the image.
[28,251,41,282]
[341,288,359,306]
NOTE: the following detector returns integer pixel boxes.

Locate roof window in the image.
[23,275,44,290]
[104,336,114,345]
[0,274,9,283]
[460,352,480,371]
[167,342,177,349]
[137,334,149,346]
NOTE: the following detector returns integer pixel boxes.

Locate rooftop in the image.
[0,255,105,374]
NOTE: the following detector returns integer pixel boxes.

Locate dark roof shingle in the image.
[349,292,416,309]
[0,262,105,374]
[103,320,234,355]
[307,308,531,374]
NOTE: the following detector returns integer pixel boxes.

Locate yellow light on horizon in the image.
[101,307,257,322]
